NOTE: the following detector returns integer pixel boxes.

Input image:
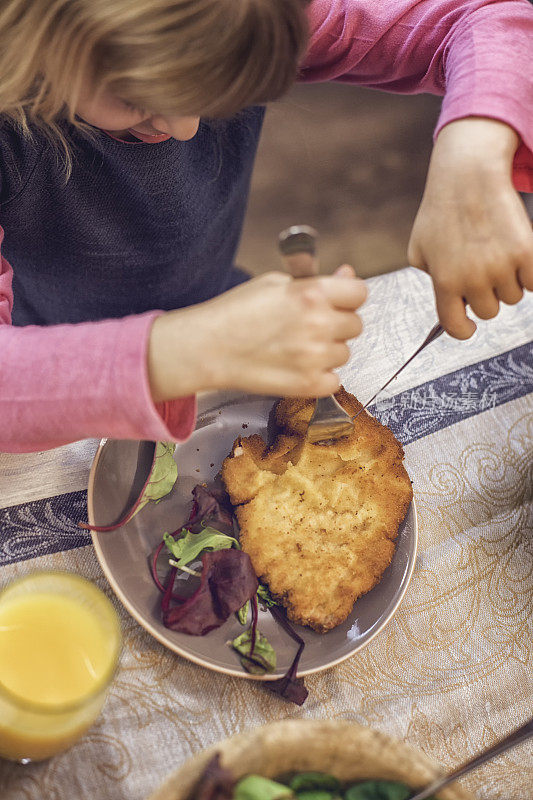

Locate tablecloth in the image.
[0,268,532,800]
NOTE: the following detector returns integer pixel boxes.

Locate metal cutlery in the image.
[408,714,533,800]
[278,225,444,443]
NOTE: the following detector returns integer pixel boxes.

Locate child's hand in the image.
[148,271,366,401]
[408,118,533,339]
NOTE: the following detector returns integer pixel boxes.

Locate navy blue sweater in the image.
[0,109,264,326]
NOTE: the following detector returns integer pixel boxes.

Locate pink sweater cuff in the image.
[154,399,198,441]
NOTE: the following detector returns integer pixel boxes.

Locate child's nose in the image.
[150,115,200,140]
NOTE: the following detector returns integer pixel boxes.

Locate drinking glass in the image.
[0,571,121,762]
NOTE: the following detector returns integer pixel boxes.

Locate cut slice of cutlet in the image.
[221,387,413,633]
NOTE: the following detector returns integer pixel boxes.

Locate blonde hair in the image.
[0,0,311,152]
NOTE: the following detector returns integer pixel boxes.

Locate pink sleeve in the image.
[0,227,197,453]
[302,0,533,191]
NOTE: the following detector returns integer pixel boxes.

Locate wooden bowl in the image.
[148,719,476,800]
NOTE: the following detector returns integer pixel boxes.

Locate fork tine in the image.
[307,396,354,443]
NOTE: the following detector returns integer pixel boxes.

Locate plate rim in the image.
[88,436,418,680]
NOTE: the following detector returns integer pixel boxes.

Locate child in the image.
[0,0,531,453]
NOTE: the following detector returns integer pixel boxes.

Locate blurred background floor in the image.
[237,83,442,279]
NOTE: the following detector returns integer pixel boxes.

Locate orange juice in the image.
[0,572,121,762]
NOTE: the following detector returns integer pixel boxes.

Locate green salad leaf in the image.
[289,774,341,793]
[81,441,178,532]
[231,629,277,674]
[344,781,413,800]
[257,584,279,608]
[238,585,277,624]
[234,775,293,800]
[237,600,250,625]
[135,442,177,516]
[163,527,239,568]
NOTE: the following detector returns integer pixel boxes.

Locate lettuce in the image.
[82,441,177,531]
[164,527,239,568]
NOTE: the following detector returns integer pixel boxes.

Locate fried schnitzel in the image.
[221,387,412,633]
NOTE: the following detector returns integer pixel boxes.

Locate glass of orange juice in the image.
[0,571,121,762]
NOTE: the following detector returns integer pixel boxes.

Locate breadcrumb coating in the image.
[222,388,412,632]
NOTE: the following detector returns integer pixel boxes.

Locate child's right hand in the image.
[148,271,366,402]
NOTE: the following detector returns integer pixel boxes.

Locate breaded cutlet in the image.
[221,387,412,633]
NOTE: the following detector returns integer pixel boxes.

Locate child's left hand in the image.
[407,117,533,339]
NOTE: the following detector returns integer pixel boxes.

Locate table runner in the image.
[1,268,531,800]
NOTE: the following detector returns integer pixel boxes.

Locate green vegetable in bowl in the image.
[237,600,250,625]
[234,775,293,799]
[231,774,430,800]
[231,629,277,674]
[257,584,280,608]
[289,773,341,793]
[81,441,178,532]
[194,758,437,800]
[344,781,427,800]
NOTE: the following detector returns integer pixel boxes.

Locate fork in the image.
[278,226,355,442]
[408,714,533,800]
[278,226,444,443]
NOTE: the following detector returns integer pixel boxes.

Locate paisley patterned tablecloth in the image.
[1,268,532,800]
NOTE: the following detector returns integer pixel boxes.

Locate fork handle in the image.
[409,715,533,800]
[278,226,319,277]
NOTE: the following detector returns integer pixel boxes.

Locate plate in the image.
[88,391,418,679]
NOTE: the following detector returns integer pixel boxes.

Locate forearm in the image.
[0,224,195,452]
[437,1,533,156]
[303,1,533,188]
[0,313,196,453]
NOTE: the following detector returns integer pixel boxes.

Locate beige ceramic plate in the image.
[88,392,418,680]
[147,719,475,800]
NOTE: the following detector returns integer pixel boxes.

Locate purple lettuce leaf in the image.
[188,484,234,534]
[266,606,308,706]
[151,483,234,597]
[151,484,308,704]
[163,549,258,635]
[192,753,235,800]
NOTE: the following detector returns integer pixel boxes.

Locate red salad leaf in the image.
[250,593,259,655]
[161,564,179,617]
[151,483,237,603]
[151,539,169,593]
[151,484,235,598]
[192,753,235,800]
[149,483,308,704]
[188,484,234,533]
[163,549,258,635]
[150,533,188,602]
[267,606,308,706]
